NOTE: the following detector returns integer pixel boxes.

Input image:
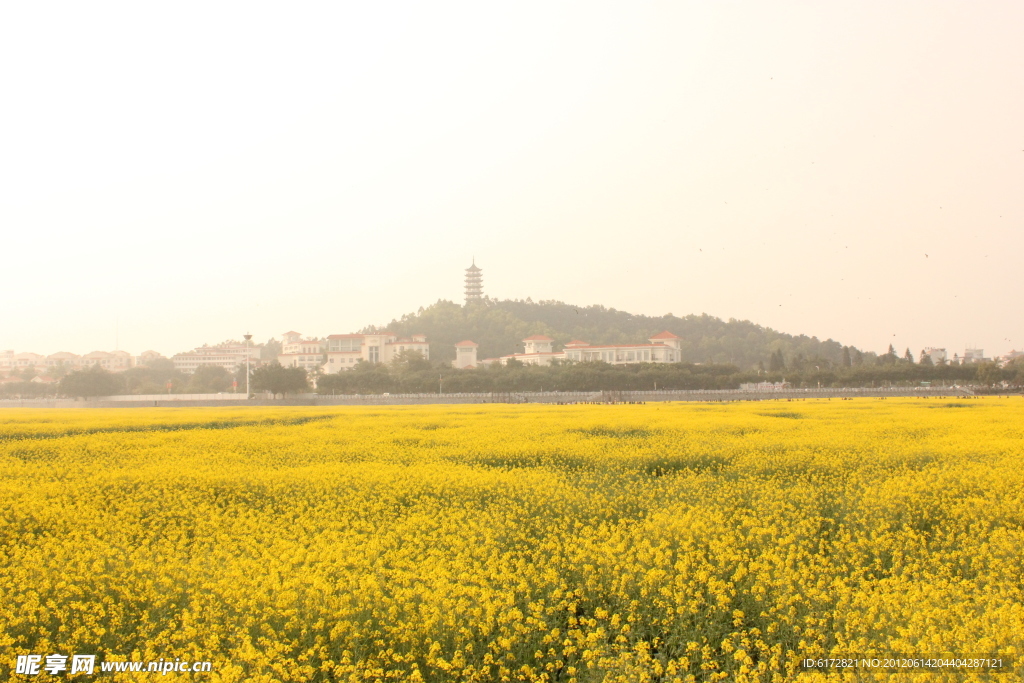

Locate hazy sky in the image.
[2,2,1022,359]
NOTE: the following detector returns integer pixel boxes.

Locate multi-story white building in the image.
[561,331,683,365]
[277,331,327,371]
[134,350,165,366]
[962,348,987,364]
[1000,349,1023,365]
[473,331,685,368]
[172,341,260,374]
[922,347,947,365]
[498,335,562,366]
[78,350,134,371]
[12,352,45,370]
[3,349,165,375]
[44,352,81,371]
[322,332,429,373]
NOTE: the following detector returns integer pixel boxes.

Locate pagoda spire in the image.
[464,259,483,304]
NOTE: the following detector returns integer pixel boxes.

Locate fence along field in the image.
[1,399,1022,682]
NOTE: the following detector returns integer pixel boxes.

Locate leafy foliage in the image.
[58,365,124,398]
[1,401,1022,680]
[251,362,309,397]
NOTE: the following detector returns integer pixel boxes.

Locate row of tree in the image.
[5,351,1019,400]
[314,353,1022,395]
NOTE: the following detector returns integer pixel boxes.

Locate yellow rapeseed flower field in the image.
[1,398,1022,682]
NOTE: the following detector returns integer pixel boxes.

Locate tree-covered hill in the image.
[368,298,869,370]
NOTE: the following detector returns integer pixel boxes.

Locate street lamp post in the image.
[244,333,253,399]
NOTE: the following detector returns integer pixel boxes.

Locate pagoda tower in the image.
[464,259,483,304]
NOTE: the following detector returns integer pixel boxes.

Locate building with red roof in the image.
[321,332,429,373]
[452,340,479,369]
[488,331,684,367]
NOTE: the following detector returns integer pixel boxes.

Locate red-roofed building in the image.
[453,340,479,369]
[322,332,429,373]
[278,332,326,371]
[495,331,684,366]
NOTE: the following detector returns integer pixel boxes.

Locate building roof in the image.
[327,334,365,339]
[505,352,561,357]
[649,331,681,340]
[565,340,589,347]
[455,340,479,347]
[523,335,554,341]
[573,344,670,350]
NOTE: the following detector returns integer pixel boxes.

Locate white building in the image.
[134,350,165,366]
[469,331,686,368]
[922,347,947,365]
[560,331,683,365]
[1000,350,1023,365]
[172,341,260,374]
[500,335,562,366]
[277,332,327,371]
[322,332,429,373]
[44,352,81,371]
[12,352,45,370]
[452,340,479,369]
[962,348,988,364]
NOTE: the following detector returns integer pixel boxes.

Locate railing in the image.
[0,385,986,409]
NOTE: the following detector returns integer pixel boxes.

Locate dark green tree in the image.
[186,365,232,393]
[251,362,309,397]
[842,347,852,367]
[903,348,914,363]
[1005,358,1024,385]
[59,365,124,398]
[390,349,431,374]
[121,358,188,394]
[975,362,1002,386]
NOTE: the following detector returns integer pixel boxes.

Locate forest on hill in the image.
[369,298,867,371]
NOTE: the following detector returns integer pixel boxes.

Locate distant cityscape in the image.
[2,262,1021,385]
